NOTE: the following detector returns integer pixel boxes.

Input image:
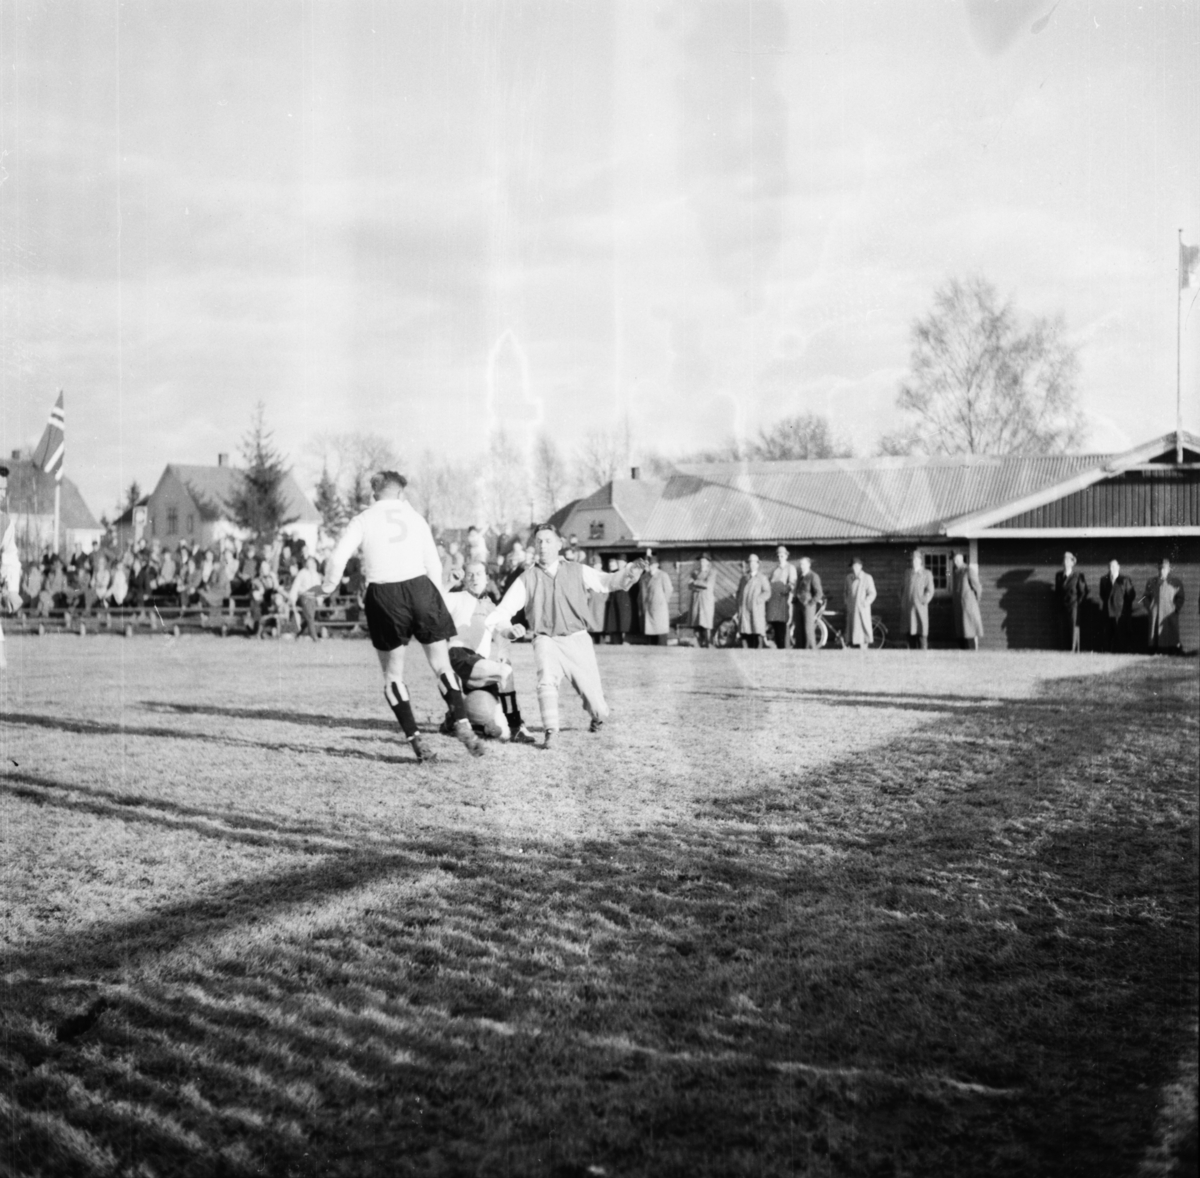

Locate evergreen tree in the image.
[314,464,344,535]
[226,403,297,543]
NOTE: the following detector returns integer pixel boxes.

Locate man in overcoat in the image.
[951,551,984,650]
[735,554,771,648]
[1054,551,1088,652]
[843,557,877,648]
[900,550,935,649]
[1143,557,1185,653]
[1098,558,1137,653]
[688,554,716,647]
[641,554,673,646]
[793,556,824,649]
[766,545,798,649]
[603,556,633,644]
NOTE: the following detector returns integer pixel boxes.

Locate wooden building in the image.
[558,432,1199,651]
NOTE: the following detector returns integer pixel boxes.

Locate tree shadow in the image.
[1,668,1195,1177]
[142,701,396,733]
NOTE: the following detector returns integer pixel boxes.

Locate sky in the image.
[0,0,1197,520]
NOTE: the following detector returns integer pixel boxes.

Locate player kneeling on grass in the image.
[319,470,483,764]
[484,523,644,749]
[441,561,537,743]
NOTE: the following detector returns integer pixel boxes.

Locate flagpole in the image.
[53,482,60,555]
[1177,228,1184,464]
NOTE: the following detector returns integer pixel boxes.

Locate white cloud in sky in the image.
[0,0,1195,519]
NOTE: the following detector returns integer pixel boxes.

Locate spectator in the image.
[766,545,797,649]
[1143,557,1185,654]
[641,554,673,646]
[85,556,111,613]
[951,551,983,650]
[1054,551,1087,653]
[603,556,633,644]
[157,545,177,598]
[588,553,608,643]
[109,560,129,608]
[688,553,716,648]
[900,551,935,650]
[735,554,771,649]
[466,525,489,567]
[21,562,44,613]
[248,558,280,637]
[843,557,877,648]
[1099,559,1137,653]
[793,556,824,649]
[202,551,231,611]
[288,554,324,639]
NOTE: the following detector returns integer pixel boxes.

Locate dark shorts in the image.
[449,645,487,685]
[364,576,456,651]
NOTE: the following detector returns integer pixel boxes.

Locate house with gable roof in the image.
[558,432,1199,650]
[137,453,321,552]
[1,451,103,559]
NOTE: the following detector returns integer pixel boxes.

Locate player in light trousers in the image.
[485,522,644,749]
[319,470,482,763]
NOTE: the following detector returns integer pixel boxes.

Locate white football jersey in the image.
[323,497,443,590]
[446,589,493,658]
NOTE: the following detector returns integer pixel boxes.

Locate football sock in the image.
[499,690,524,732]
[384,680,419,740]
[437,671,468,723]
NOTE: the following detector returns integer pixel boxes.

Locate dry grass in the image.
[0,636,1196,1177]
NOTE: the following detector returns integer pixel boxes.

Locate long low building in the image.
[559,431,1199,651]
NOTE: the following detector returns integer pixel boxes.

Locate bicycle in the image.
[812,605,888,650]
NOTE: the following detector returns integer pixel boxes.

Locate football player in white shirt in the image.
[441,561,536,743]
[320,470,483,763]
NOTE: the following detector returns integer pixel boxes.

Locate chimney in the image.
[217,453,229,467]
[11,450,20,460]
[630,466,640,480]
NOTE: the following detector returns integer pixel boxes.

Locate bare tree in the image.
[481,431,532,532]
[894,276,1084,455]
[532,433,571,518]
[410,451,480,534]
[749,413,853,460]
[575,427,627,491]
[305,432,402,516]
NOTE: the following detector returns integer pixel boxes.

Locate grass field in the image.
[1,634,1196,1178]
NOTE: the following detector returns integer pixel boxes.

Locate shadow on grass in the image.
[1,710,423,764]
[141,701,397,733]
[1,666,1195,1177]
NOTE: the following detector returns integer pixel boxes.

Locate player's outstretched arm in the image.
[320,517,364,595]
[484,578,528,639]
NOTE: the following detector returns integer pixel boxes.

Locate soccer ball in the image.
[464,689,505,739]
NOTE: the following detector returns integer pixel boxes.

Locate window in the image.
[187,514,194,535]
[166,508,178,534]
[589,520,605,540]
[150,517,156,537]
[919,548,953,594]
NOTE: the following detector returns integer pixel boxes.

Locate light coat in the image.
[735,571,771,636]
[765,562,797,624]
[1144,574,1185,649]
[900,567,935,636]
[688,566,716,629]
[952,564,984,639]
[642,569,673,636]
[843,571,877,647]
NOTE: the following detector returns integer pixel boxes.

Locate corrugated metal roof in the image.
[3,459,101,530]
[167,464,320,524]
[642,453,1109,543]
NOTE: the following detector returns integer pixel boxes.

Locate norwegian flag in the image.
[31,391,65,482]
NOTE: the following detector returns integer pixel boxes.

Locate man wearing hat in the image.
[0,465,22,669]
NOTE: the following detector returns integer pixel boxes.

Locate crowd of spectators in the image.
[15,533,366,638]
